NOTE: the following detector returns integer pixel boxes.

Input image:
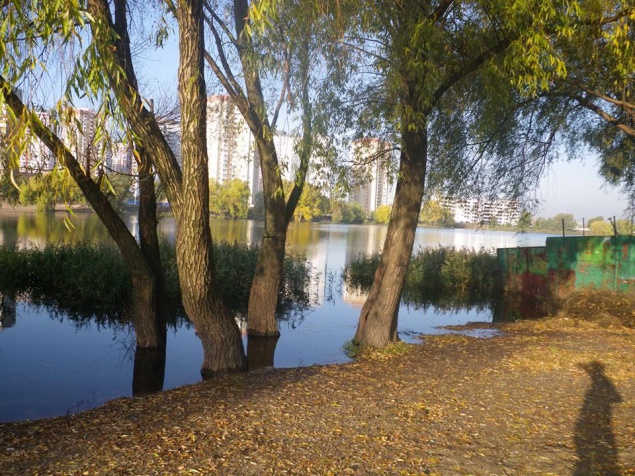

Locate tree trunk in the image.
[247,335,279,370]
[354,117,428,348]
[132,346,166,397]
[87,0,248,373]
[176,0,246,375]
[136,153,167,347]
[247,141,287,336]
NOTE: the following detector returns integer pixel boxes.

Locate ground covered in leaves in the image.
[1,317,634,475]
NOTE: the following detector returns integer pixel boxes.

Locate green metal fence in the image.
[498,236,635,296]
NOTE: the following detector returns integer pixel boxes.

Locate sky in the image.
[536,158,627,221]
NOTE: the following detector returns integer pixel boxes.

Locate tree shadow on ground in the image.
[574,361,623,476]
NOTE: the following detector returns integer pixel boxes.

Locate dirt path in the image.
[1,318,634,475]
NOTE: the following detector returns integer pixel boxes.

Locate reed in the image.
[343,246,504,309]
[0,241,314,320]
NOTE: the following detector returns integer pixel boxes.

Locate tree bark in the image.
[247,335,279,370]
[354,103,428,348]
[176,0,246,374]
[132,346,166,396]
[229,1,313,337]
[246,141,287,336]
[136,152,167,347]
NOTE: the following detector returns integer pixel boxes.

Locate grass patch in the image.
[343,339,413,360]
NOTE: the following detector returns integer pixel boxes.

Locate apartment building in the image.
[206,95,259,202]
[440,196,521,225]
[348,138,395,215]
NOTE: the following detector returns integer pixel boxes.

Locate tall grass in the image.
[0,243,130,319]
[343,246,503,309]
[0,241,314,322]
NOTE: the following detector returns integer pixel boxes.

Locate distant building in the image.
[206,95,259,204]
[274,132,300,183]
[21,110,56,172]
[348,138,395,215]
[440,196,521,225]
[110,142,133,173]
[0,95,56,173]
[159,119,182,167]
[60,108,99,176]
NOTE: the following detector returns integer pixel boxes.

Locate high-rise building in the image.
[59,108,99,176]
[21,110,56,172]
[349,138,395,215]
[206,95,259,203]
[0,101,56,173]
[110,142,133,173]
[159,120,182,167]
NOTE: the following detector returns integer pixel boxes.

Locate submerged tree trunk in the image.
[247,335,280,370]
[354,112,428,348]
[176,0,246,375]
[132,346,166,396]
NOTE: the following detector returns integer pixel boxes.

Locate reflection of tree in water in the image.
[574,361,623,476]
[0,291,16,329]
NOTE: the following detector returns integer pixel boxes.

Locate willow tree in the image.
[326,0,611,348]
[1,0,247,374]
[546,2,635,205]
[0,1,166,353]
[203,0,333,337]
[86,0,247,374]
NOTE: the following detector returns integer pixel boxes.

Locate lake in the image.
[0,211,553,422]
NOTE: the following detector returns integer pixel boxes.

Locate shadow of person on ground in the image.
[574,361,623,476]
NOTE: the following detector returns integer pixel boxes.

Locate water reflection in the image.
[0,291,16,331]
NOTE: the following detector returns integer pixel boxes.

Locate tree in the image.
[419,200,453,227]
[0,0,168,363]
[202,0,333,337]
[517,210,533,230]
[209,179,250,219]
[535,213,578,233]
[331,201,365,224]
[324,0,596,348]
[1,0,261,374]
[222,179,251,219]
[374,205,391,224]
[19,169,86,212]
[0,83,167,356]
[587,216,604,228]
[590,219,614,236]
[545,4,635,204]
[284,181,328,222]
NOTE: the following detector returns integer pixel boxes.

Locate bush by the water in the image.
[0,242,314,322]
[343,246,503,309]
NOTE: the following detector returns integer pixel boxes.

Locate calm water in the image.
[0,211,552,422]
